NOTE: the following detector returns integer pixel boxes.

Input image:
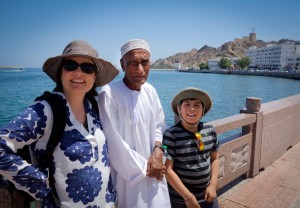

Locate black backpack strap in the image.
[35,91,67,204]
[35,91,67,166]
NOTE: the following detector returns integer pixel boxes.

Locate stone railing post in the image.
[241,97,263,177]
[240,97,261,133]
[246,97,261,113]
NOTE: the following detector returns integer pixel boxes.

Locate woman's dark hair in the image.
[53,59,98,101]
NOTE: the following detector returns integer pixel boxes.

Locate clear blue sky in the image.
[1,0,300,69]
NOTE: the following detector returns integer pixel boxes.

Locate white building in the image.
[173,62,181,69]
[246,46,257,67]
[286,54,300,71]
[207,57,240,69]
[246,42,300,70]
[207,58,221,70]
[230,57,240,68]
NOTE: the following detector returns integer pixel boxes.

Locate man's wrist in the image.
[152,144,167,154]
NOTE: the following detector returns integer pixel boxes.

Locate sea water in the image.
[1,68,300,136]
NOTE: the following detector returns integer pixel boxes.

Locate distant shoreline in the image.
[177,69,300,80]
[0,66,22,69]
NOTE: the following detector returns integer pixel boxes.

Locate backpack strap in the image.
[35,91,67,167]
[34,91,67,204]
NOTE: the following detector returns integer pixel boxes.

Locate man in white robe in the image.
[98,39,171,208]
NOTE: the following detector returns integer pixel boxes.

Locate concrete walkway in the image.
[218,142,300,208]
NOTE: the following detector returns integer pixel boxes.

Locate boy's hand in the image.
[204,185,217,202]
[184,194,201,208]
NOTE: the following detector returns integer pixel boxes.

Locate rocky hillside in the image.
[150,34,295,69]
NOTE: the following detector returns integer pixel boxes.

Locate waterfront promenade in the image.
[178,69,300,80]
[218,141,300,208]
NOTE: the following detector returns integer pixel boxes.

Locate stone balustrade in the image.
[206,94,300,190]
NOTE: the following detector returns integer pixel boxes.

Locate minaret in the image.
[249,28,256,42]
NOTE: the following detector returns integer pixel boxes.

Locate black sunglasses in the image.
[62,60,96,74]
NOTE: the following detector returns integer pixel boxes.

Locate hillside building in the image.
[246,42,300,70]
[207,58,221,70]
[207,57,240,69]
[173,62,181,69]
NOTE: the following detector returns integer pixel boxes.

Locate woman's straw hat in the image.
[43,40,119,87]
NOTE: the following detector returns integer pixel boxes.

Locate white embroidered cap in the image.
[120,39,150,58]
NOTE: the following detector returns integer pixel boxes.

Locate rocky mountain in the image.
[150,34,295,69]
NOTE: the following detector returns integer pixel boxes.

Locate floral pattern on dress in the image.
[66,166,102,205]
[0,137,20,171]
[106,173,116,203]
[85,99,102,135]
[84,100,101,129]
[94,145,99,161]
[60,129,93,164]
[0,103,46,143]
[13,165,49,198]
[102,141,109,167]
[0,102,46,171]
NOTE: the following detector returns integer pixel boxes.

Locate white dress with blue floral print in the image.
[0,92,116,208]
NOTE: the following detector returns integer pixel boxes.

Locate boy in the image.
[163,87,220,208]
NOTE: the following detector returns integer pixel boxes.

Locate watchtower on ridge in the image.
[249,28,256,42]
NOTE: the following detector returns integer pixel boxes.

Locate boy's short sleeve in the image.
[162,130,176,161]
[211,126,220,151]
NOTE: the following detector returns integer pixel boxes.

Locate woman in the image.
[0,40,119,207]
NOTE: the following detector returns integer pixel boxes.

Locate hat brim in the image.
[43,54,119,87]
[171,88,212,116]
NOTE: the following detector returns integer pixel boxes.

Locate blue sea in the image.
[1,68,300,133]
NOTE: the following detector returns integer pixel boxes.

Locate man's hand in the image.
[146,147,165,180]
